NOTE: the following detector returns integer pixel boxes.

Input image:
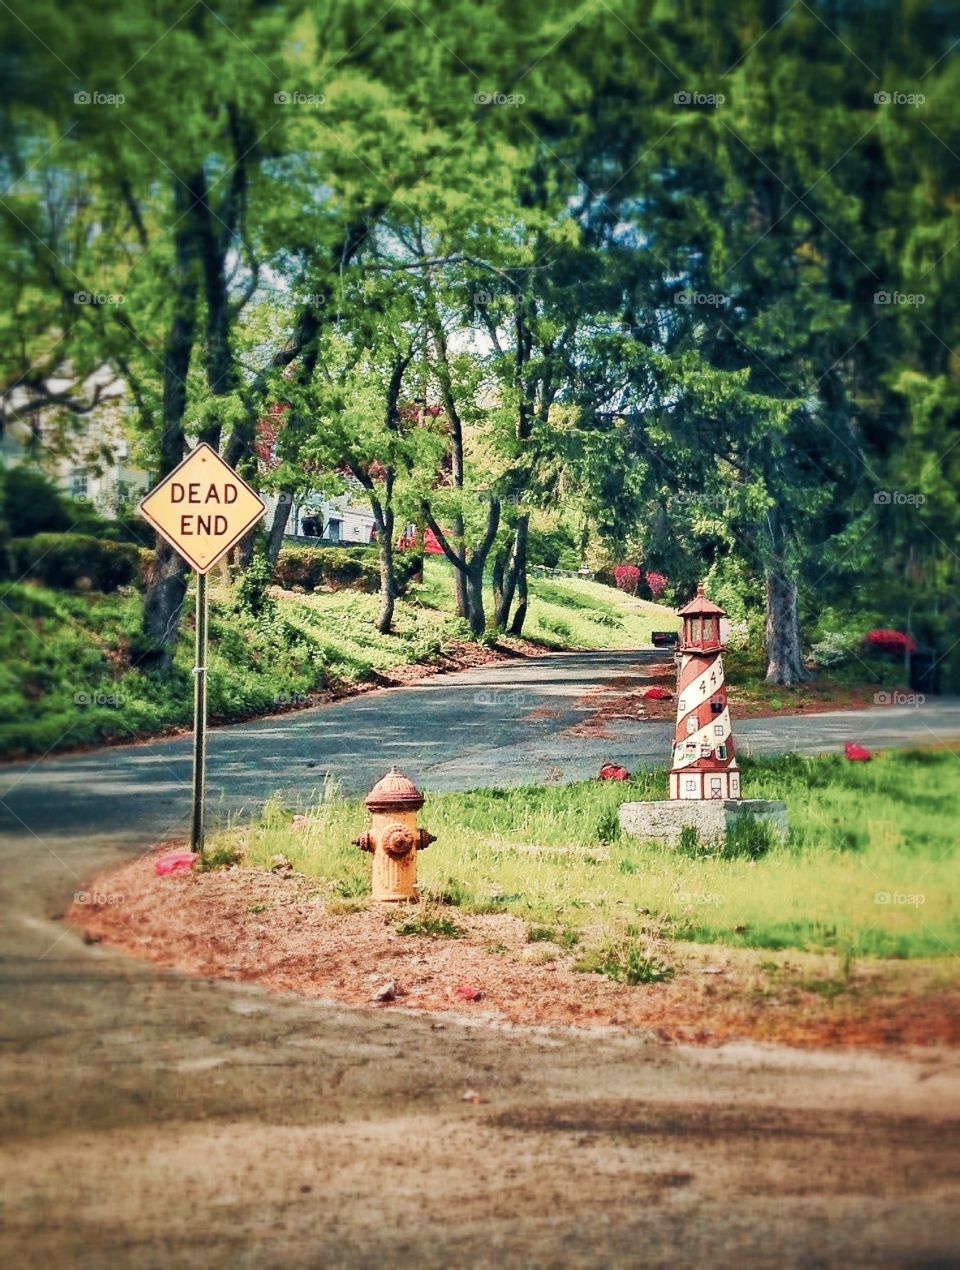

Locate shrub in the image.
[2,468,72,536]
[613,564,642,595]
[274,545,422,595]
[8,534,144,592]
[864,629,917,656]
[646,570,668,599]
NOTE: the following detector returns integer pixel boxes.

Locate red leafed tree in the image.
[613,564,642,595]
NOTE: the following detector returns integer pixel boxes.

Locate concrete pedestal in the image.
[618,799,788,848]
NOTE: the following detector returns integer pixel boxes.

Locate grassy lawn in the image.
[235,750,959,963]
[0,557,673,757]
[416,559,676,649]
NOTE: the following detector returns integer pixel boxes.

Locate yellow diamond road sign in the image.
[139,443,266,574]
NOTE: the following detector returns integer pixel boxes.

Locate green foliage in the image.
[8,534,143,592]
[2,468,73,536]
[233,552,276,619]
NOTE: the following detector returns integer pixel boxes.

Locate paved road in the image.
[2,649,959,1266]
[2,648,959,843]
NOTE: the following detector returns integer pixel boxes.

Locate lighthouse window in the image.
[714,724,724,736]
[678,698,685,712]
[716,744,728,760]
[700,744,712,758]
[686,716,696,734]
[685,742,696,757]
[703,618,714,639]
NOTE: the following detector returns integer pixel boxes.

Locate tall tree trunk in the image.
[452,511,469,620]
[265,492,292,568]
[465,560,487,637]
[140,191,197,673]
[491,544,508,624]
[508,519,529,636]
[376,509,397,635]
[494,514,529,630]
[764,571,807,684]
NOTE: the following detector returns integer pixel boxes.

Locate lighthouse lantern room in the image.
[669,584,741,801]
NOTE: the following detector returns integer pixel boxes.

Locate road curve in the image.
[2,648,959,845]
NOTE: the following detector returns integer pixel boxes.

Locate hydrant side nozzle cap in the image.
[363,768,425,813]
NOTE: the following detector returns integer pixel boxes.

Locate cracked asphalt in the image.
[2,649,959,1267]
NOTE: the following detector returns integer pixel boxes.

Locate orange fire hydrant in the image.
[353,768,435,902]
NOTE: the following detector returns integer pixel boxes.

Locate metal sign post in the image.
[139,444,266,859]
[191,571,209,851]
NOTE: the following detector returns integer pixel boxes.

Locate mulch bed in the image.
[67,850,960,1053]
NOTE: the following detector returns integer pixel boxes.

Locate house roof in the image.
[678,583,726,618]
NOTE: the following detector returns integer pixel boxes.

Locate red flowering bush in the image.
[646,571,668,598]
[863,629,917,656]
[613,564,642,595]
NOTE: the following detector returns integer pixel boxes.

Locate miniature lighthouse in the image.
[668,584,741,801]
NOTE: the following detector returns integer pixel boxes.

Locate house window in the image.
[714,724,724,736]
[71,471,88,502]
[730,774,740,795]
[685,778,697,792]
[716,744,727,760]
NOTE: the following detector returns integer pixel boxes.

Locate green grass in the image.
[233,751,960,962]
[0,556,675,757]
[416,558,677,649]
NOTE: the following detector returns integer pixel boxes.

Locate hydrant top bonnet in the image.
[364,767,425,814]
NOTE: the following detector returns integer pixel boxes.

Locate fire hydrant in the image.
[353,768,435,902]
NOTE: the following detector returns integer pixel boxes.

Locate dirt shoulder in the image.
[68,850,960,1053]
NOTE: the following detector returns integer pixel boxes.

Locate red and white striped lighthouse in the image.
[668,584,741,801]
